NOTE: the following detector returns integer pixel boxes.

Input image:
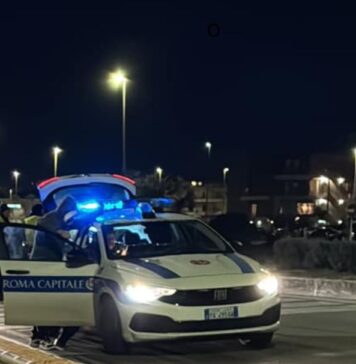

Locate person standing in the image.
[30,197,79,350]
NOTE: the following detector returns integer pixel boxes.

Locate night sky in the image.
[1,3,356,189]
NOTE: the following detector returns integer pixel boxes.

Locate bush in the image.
[274,238,356,272]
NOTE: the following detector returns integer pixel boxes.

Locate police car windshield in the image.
[103,220,233,259]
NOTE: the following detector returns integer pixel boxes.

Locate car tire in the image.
[98,296,128,354]
[239,332,274,348]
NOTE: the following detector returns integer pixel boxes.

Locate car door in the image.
[0,223,99,326]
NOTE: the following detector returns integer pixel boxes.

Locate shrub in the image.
[274,238,356,272]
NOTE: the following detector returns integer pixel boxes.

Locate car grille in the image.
[130,304,281,333]
[159,285,264,306]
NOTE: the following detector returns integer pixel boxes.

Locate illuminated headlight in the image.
[257,276,279,295]
[124,284,176,303]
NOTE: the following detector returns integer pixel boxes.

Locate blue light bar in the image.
[138,202,154,214]
[76,201,101,212]
[150,198,175,209]
[103,201,124,211]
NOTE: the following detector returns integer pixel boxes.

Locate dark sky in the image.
[2,2,356,189]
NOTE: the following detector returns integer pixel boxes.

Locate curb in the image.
[280,275,356,298]
[0,336,74,364]
[0,350,29,364]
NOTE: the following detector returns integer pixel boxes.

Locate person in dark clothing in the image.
[0,204,10,223]
[30,197,80,350]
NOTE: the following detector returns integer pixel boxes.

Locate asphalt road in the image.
[1,294,356,364]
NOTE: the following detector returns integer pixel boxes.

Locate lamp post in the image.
[52,146,62,177]
[204,141,212,217]
[223,167,230,185]
[205,141,212,160]
[156,167,163,184]
[223,167,229,214]
[349,148,356,240]
[108,69,128,174]
[353,149,356,199]
[12,170,20,196]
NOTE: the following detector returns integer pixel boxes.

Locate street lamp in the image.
[204,142,212,216]
[52,146,62,177]
[223,167,230,214]
[353,148,356,199]
[156,167,163,184]
[205,141,212,159]
[223,167,230,185]
[108,69,128,174]
[12,170,20,196]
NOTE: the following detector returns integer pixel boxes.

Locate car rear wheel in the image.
[98,297,128,354]
[239,332,274,348]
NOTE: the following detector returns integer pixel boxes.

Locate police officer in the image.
[30,197,79,349]
[24,204,44,226]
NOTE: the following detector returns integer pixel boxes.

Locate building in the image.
[189,181,227,218]
[228,152,352,224]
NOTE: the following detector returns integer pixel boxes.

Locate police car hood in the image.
[117,253,259,281]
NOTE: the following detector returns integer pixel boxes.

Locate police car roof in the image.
[98,212,195,226]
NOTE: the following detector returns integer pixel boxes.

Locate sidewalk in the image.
[0,336,74,364]
[278,269,356,298]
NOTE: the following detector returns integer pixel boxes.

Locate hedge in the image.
[273,238,356,273]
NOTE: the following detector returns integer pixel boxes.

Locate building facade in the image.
[228,153,352,224]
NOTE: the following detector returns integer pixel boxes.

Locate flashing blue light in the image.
[77,201,101,212]
[103,201,124,211]
[150,198,175,208]
[138,202,154,214]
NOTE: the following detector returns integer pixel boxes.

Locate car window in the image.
[103,220,233,259]
[1,225,74,262]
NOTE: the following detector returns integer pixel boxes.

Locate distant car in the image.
[210,214,275,263]
[307,226,344,240]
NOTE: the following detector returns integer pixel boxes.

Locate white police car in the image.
[0,177,280,354]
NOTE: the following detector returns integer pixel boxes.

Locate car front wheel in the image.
[98,297,128,354]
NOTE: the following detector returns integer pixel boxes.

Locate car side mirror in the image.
[66,249,95,268]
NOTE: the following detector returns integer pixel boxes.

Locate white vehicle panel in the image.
[1,261,98,326]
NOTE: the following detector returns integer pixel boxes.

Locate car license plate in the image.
[204,306,239,320]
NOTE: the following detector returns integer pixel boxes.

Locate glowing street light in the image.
[107,69,128,174]
[156,166,163,184]
[12,170,20,196]
[223,167,230,185]
[223,167,230,214]
[52,146,62,177]
[205,141,212,159]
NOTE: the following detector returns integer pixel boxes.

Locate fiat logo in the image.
[190,260,210,265]
[214,289,228,301]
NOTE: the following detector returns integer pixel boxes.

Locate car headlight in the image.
[124,284,176,303]
[257,276,279,295]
